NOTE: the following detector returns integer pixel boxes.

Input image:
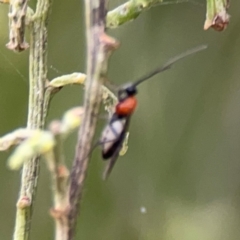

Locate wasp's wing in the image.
[102,144,123,180]
[102,116,131,180]
[101,115,128,159]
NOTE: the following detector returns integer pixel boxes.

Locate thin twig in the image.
[47,107,84,240]
[47,123,69,240]
[66,0,119,239]
[13,0,52,239]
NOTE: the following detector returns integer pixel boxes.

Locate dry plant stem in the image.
[107,0,164,28]
[13,0,52,239]
[67,0,119,239]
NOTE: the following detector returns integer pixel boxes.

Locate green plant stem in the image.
[107,0,163,28]
[13,0,52,239]
[66,0,119,239]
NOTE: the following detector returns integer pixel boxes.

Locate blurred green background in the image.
[1,0,240,239]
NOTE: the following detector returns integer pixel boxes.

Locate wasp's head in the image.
[118,83,138,101]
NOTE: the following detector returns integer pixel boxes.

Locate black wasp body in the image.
[100,45,207,179]
[100,84,137,178]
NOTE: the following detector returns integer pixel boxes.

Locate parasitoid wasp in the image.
[99,45,207,179]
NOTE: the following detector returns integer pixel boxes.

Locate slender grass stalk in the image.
[13,0,52,239]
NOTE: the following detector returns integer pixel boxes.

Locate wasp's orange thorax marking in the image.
[115,96,137,116]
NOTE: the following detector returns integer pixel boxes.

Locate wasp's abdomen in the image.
[101,118,127,159]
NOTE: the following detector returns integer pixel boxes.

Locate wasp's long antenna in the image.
[132,44,207,87]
